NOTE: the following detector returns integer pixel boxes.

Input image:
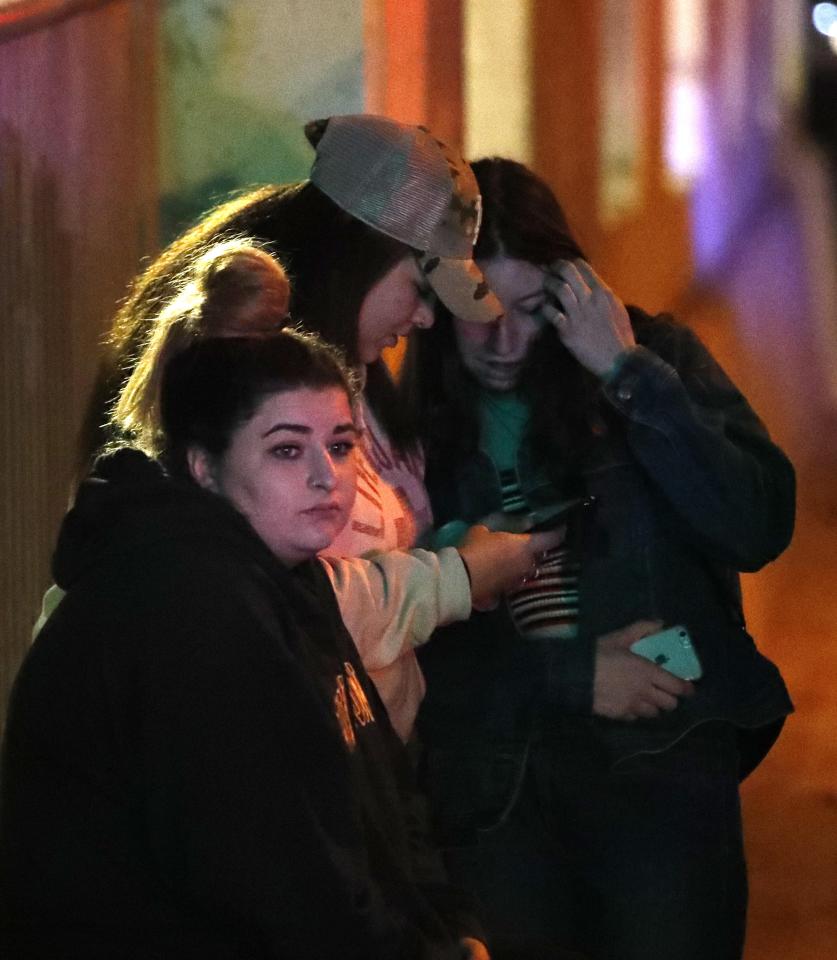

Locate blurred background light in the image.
[665,76,706,181]
[599,0,642,220]
[663,0,707,185]
[812,2,837,37]
[464,0,533,162]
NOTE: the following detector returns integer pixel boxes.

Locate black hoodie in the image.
[0,450,477,959]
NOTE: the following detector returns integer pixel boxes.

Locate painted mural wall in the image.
[159,0,365,239]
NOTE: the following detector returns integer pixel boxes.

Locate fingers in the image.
[520,559,540,586]
[625,687,677,720]
[554,260,591,306]
[532,292,565,330]
[528,526,566,553]
[628,664,695,717]
[544,259,594,312]
[632,699,661,720]
[458,525,559,605]
[542,261,597,350]
[648,667,695,699]
[646,687,680,712]
[593,634,695,722]
[572,258,608,291]
[542,272,577,324]
[615,681,690,722]
[632,680,689,718]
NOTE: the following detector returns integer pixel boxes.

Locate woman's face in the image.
[356,255,435,363]
[453,256,547,392]
[192,386,359,566]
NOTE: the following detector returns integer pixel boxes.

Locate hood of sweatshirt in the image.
[52,448,271,592]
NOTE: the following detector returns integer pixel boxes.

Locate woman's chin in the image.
[483,375,518,392]
[271,525,348,566]
[309,519,349,552]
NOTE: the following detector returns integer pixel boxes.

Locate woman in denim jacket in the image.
[401,158,795,960]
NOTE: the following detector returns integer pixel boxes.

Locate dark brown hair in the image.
[80,182,415,472]
[160,329,359,483]
[112,239,291,456]
[400,157,637,481]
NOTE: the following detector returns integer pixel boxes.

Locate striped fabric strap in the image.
[499,468,580,640]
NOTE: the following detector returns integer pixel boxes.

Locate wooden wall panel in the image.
[365,0,464,149]
[531,0,693,312]
[0,0,158,726]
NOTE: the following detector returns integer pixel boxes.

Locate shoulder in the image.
[629,308,698,356]
[629,308,733,383]
[64,514,290,672]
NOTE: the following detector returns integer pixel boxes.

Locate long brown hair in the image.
[112,239,292,456]
[79,182,415,472]
[160,330,359,484]
[401,157,641,480]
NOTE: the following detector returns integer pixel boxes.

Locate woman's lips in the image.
[482,361,524,385]
[303,503,344,520]
[487,359,525,372]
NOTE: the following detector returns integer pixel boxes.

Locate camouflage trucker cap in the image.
[305,114,502,325]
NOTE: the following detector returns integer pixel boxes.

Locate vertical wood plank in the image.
[0,0,159,727]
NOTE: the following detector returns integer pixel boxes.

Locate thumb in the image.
[528,525,566,553]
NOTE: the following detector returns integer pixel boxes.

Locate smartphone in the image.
[630,625,703,681]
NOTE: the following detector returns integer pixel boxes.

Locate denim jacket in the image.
[417,315,794,831]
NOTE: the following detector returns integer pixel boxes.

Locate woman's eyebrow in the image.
[262,422,361,439]
[261,422,311,438]
[333,423,361,436]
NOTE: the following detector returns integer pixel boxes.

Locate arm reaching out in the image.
[321,523,565,668]
[320,548,472,671]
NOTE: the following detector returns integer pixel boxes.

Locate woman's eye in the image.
[270,444,301,460]
[329,440,356,458]
[521,297,546,316]
[416,282,436,306]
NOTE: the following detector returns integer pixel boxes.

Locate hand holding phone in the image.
[629,625,703,681]
[594,620,695,721]
[456,523,562,611]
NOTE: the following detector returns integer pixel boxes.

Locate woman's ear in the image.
[187,446,219,492]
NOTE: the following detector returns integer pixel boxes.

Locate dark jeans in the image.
[439,721,747,960]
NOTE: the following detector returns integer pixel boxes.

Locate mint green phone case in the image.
[630,626,703,680]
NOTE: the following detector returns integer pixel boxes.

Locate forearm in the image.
[602,343,795,568]
[320,547,472,671]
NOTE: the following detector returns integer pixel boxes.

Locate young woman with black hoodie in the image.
[2,327,525,959]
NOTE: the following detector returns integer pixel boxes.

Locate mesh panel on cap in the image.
[309,115,496,315]
[311,119,456,254]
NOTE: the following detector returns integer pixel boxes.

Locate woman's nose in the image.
[411,298,435,330]
[308,449,337,491]
[492,317,519,355]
